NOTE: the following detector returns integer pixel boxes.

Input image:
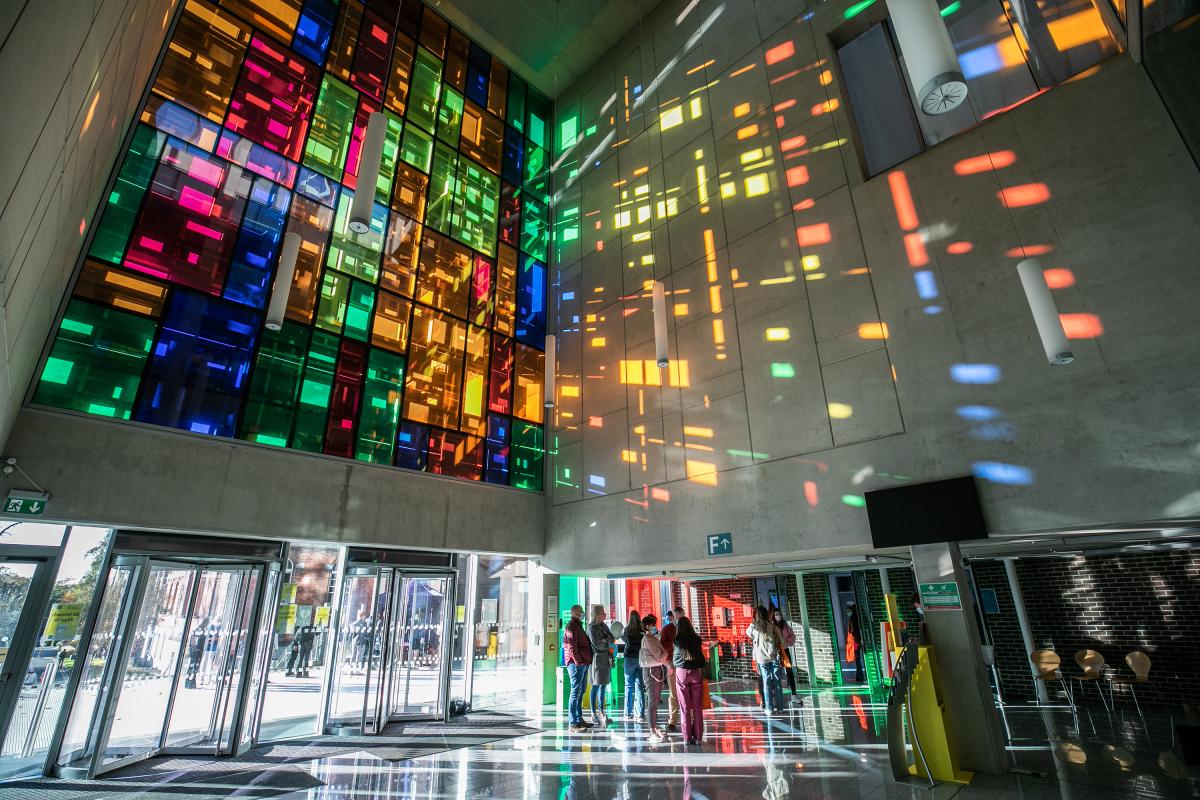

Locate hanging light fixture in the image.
[1016,258,1073,365]
[652,280,669,368]
[544,334,556,408]
[265,232,302,331]
[349,111,388,234]
[886,0,967,115]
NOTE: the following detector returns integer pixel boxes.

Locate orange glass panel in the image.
[372,290,413,353]
[220,0,301,44]
[419,6,449,58]
[385,33,416,116]
[444,28,469,91]
[324,0,362,82]
[73,259,168,318]
[513,342,545,424]
[151,0,251,123]
[460,325,489,435]
[403,304,466,429]
[391,161,428,221]
[460,100,503,174]
[383,213,421,298]
[494,243,517,336]
[415,230,471,318]
[487,61,508,120]
[283,195,335,323]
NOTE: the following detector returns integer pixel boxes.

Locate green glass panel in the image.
[436,85,464,146]
[520,195,548,262]
[303,75,358,180]
[507,73,526,133]
[33,299,156,420]
[345,279,375,342]
[400,124,433,173]
[292,330,339,452]
[239,320,308,447]
[408,47,443,134]
[552,201,580,265]
[525,142,548,204]
[355,348,405,463]
[327,188,385,282]
[374,113,404,205]
[556,107,578,158]
[88,125,166,264]
[451,157,498,256]
[510,420,543,491]
[528,107,547,151]
[426,143,457,234]
[316,269,350,333]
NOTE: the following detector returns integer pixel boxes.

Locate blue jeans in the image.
[590,683,607,716]
[759,661,783,712]
[624,659,645,717]
[567,664,589,725]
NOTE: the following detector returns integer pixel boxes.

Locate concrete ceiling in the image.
[425,0,663,98]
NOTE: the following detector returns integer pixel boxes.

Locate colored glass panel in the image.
[88,125,166,265]
[141,95,220,152]
[400,124,433,173]
[419,7,449,57]
[460,325,489,436]
[426,143,458,233]
[372,290,412,353]
[444,28,469,91]
[408,47,443,134]
[226,35,319,162]
[506,73,526,132]
[294,166,337,205]
[341,100,375,190]
[524,143,548,203]
[487,333,512,414]
[487,61,508,120]
[350,10,392,102]
[33,300,156,419]
[403,304,465,429]
[451,155,498,255]
[415,230,471,318]
[384,33,416,116]
[460,101,503,175]
[315,269,349,333]
[221,0,302,44]
[501,126,524,186]
[465,66,489,110]
[382,213,420,297]
[291,0,335,64]
[510,421,543,490]
[216,129,299,188]
[395,420,429,470]
[427,429,483,480]
[469,254,493,328]
[513,342,544,424]
[391,162,428,221]
[292,329,339,451]
[239,319,308,446]
[282,195,334,323]
[527,89,550,150]
[136,290,258,436]
[436,86,465,146]
[499,182,520,248]
[483,413,510,484]
[356,347,406,463]
[324,339,366,458]
[520,194,548,262]
[303,75,358,180]
[151,0,250,124]
[515,253,546,346]
[327,187,385,282]
[224,175,290,309]
[74,259,169,318]
[123,140,250,295]
[345,279,376,342]
[494,244,517,337]
[324,0,362,81]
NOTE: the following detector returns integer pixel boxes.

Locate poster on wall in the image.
[481,598,499,625]
[314,606,330,627]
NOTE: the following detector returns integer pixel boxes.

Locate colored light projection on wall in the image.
[33,0,550,491]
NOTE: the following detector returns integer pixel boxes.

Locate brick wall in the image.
[887,567,922,629]
[682,577,758,679]
[969,560,1036,702]
[798,573,839,686]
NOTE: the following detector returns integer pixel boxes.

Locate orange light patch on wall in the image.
[588,416,604,427]
[685,460,718,486]
[765,40,795,65]
[819,69,833,86]
[953,150,1017,175]
[947,241,973,255]
[733,102,752,118]
[1047,7,1111,51]
[795,223,831,247]
[773,99,796,112]
[1006,244,1053,257]
[786,165,810,187]
[811,99,839,116]
[651,487,670,502]
[804,480,819,508]
[997,183,1051,208]
[1060,313,1103,338]
[903,233,928,267]
[737,124,759,139]
[1043,268,1075,289]
[887,171,919,231]
[857,322,889,340]
[780,134,807,152]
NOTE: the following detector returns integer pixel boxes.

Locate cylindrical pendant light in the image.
[349,112,388,234]
[265,232,302,331]
[886,0,967,116]
[1016,258,1073,365]
[544,334,556,409]
[651,280,669,368]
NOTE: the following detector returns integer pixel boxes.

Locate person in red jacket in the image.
[563,604,594,732]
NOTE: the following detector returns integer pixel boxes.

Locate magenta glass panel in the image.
[499,181,520,247]
[123,140,250,295]
[216,129,299,188]
[225,35,319,162]
[341,97,381,191]
[487,333,513,414]
[470,253,493,328]
[350,9,392,102]
[324,339,367,458]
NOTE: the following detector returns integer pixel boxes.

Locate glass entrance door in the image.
[387,575,450,719]
[0,553,56,769]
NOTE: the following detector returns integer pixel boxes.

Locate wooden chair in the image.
[1108,651,1151,719]
[1030,649,1074,712]
[1071,650,1111,711]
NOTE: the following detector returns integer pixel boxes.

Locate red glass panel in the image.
[342,96,381,191]
[350,9,392,102]
[499,181,520,247]
[470,254,493,328]
[123,142,249,295]
[426,428,483,479]
[487,333,513,414]
[225,35,319,162]
[324,339,367,458]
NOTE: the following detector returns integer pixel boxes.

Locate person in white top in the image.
[638,614,671,742]
[746,605,786,715]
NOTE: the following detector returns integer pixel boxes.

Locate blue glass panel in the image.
[224,176,291,309]
[293,0,336,64]
[515,253,546,346]
[136,290,259,436]
[144,98,220,151]
[395,420,429,470]
[501,125,524,186]
[295,165,339,208]
[465,66,489,107]
[484,412,510,484]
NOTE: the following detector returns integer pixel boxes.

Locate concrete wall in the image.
[0,0,178,450]
[3,407,545,555]
[544,0,1200,572]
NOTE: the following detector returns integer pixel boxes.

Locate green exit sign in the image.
[5,490,49,516]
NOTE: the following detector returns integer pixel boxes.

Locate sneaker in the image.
[569,723,586,733]
[649,731,665,743]
[790,696,803,705]
[666,724,679,733]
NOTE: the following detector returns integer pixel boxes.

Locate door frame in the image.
[0,545,62,754]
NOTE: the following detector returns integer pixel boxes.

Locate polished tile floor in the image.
[6,682,1197,799]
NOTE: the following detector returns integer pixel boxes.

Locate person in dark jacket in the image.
[621,611,645,721]
[563,605,594,732]
[660,606,684,731]
[672,616,707,745]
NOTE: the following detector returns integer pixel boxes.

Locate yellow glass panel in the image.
[403,305,466,429]
[284,196,335,324]
[416,230,471,318]
[73,259,168,318]
[372,291,412,353]
[382,213,421,297]
[152,0,251,123]
[494,243,517,336]
[385,33,416,116]
[221,0,301,43]
[513,343,545,424]
[325,0,362,82]
[459,325,490,435]
[392,162,428,222]
[459,100,503,174]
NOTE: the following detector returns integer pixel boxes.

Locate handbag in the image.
[701,678,713,710]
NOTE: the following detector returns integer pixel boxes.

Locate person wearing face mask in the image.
[587,605,614,726]
[771,607,803,705]
[639,614,671,743]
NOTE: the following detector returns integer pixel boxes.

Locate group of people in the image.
[562,602,806,744]
[563,604,709,744]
